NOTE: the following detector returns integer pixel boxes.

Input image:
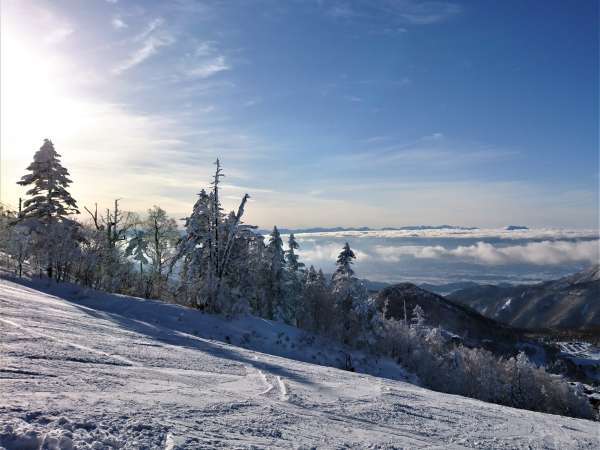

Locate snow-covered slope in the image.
[1,278,599,449]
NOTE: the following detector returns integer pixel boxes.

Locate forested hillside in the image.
[0,140,597,422]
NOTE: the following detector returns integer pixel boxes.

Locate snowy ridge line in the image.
[0,317,135,367]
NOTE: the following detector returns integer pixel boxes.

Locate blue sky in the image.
[1,0,598,229]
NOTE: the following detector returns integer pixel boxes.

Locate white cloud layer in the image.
[294,228,599,241]
[297,243,371,263]
[373,239,599,265]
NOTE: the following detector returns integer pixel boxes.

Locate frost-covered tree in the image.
[411,304,426,329]
[142,206,178,297]
[298,266,332,332]
[245,233,267,315]
[171,161,257,313]
[214,206,260,315]
[262,226,286,320]
[17,139,79,223]
[331,242,368,344]
[125,228,150,293]
[16,139,80,279]
[285,234,303,272]
[0,205,29,276]
[7,224,31,278]
[171,189,211,306]
[335,242,355,278]
[283,233,304,325]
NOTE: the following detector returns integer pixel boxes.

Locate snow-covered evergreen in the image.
[283,233,304,325]
[171,162,258,314]
[334,242,355,279]
[16,139,80,279]
[331,242,369,344]
[17,139,79,224]
[411,304,426,329]
[262,226,287,321]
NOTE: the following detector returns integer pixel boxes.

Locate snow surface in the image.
[1,278,599,449]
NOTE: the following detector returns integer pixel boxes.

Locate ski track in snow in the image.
[0,278,599,449]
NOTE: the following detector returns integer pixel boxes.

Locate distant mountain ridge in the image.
[447,265,600,331]
[258,225,479,234]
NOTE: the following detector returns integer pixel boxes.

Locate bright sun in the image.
[0,16,89,204]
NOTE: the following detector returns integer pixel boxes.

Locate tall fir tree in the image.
[284,233,304,325]
[285,233,303,272]
[331,242,367,344]
[334,242,355,280]
[18,139,79,223]
[17,139,80,278]
[264,226,286,320]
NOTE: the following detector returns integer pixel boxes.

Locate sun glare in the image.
[0,18,91,203]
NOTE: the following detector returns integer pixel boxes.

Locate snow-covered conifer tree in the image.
[283,233,305,325]
[299,265,333,332]
[334,242,355,279]
[331,242,368,344]
[171,161,258,313]
[411,304,426,329]
[171,189,211,306]
[17,139,80,279]
[263,226,286,320]
[285,234,303,272]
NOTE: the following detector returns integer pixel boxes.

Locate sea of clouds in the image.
[290,228,599,285]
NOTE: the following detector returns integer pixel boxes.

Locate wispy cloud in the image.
[111,16,127,30]
[328,3,357,19]
[346,95,363,102]
[112,18,175,75]
[324,1,461,26]
[396,1,462,25]
[184,55,230,79]
[243,97,262,108]
[336,133,517,170]
[194,41,217,57]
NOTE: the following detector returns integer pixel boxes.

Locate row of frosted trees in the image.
[0,139,375,346]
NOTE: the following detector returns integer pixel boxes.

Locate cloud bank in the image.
[293,228,599,241]
[373,239,599,266]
